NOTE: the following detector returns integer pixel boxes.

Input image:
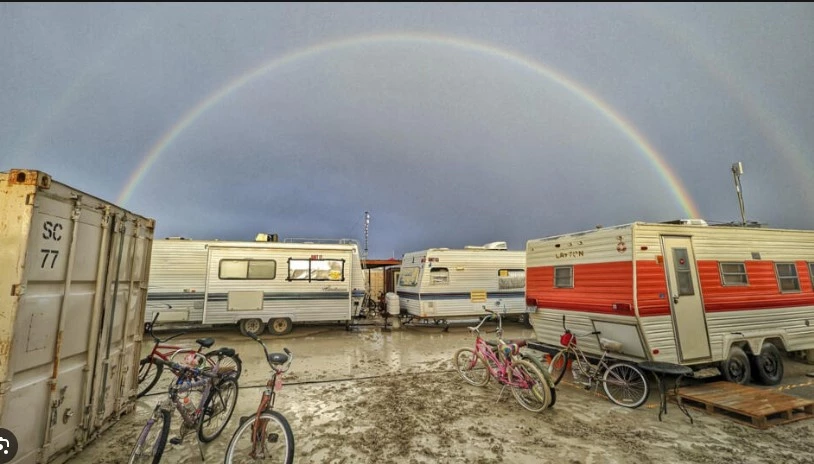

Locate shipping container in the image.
[0,169,155,464]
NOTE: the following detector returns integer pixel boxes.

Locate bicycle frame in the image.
[244,333,293,458]
[468,310,533,390]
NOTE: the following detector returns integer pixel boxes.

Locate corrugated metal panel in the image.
[396,248,526,317]
[527,262,634,314]
[697,260,814,311]
[635,261,670,317]
[0,169,154,464]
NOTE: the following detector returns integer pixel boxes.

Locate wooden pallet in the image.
[676,381,814,429]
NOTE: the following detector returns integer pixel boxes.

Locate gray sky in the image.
[2,3,813,258]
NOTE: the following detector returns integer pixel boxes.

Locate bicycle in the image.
[137,312,243,398]
[547,315,649,408]
[128,350,240,463]
[224,331,295,464]
[453,303,555,412]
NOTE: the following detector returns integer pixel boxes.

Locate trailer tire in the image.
[268,317,293,336]
[721,345,751,385]
[238,318,265,337]
[753,342,784,386]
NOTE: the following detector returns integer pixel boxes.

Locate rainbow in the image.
[117,32,702,218]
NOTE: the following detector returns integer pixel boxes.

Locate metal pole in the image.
[731,162,746,226]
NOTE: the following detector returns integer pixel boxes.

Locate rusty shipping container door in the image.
[0,169,155,464]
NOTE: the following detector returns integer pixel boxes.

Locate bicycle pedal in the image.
[169,437,183,445]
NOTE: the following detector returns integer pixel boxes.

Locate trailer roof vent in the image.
[255,233,279,242]
[662,219,708,226]
[484,241,508,250]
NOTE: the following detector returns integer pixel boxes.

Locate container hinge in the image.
[11,284,25,296]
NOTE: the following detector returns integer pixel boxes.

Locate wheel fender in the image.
[720,332,789,360]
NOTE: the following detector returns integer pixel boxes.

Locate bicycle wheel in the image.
[602,362,650,408]
[198,376,239,442]
[510,359,552,412]
[137,357,163,398]
[128,407,171,463]
[547,350,570,385]
[453,348,490,387]
[521,353,556,408]
[206,351,243,380]
[224,410,294,464]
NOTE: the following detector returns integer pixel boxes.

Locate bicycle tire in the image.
[510,359,552,412]
[206,351,243,380]
[521,354,556,408]
[224,410,294,464]
[137,357,163,398]
[548,350,569,385]
[453,348,490,387]
[128,407,171,464]
[602,362,650,409]
[198,376,239,442]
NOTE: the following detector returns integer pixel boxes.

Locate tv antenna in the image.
[731,162,746,226]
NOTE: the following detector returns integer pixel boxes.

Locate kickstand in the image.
[496,384,509,403]
[197,440,206,462]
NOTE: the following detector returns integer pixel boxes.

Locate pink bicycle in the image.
[453,305,555,412]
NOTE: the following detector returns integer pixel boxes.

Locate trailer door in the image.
[661,236,711,362]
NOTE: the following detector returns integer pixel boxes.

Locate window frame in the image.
[429,267,450,285]
[218,259,277,280]
[774,262,801,293]
[554,266,573,288]
[719,262,749,286]
[498,268,526,289]
[287,257,346,282]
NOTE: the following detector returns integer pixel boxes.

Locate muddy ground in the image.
[74,320,814,464]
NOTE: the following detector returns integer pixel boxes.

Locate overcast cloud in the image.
[2,3,813,258]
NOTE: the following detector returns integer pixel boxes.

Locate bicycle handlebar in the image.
[147,311,187,343]
[246,332,294,371]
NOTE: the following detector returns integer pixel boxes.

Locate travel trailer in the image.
[525,220,814,385]
[396,242,529,321]
[0,169,155,464]
[145,236,367,335]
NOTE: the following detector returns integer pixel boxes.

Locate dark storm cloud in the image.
[2,3,813,257]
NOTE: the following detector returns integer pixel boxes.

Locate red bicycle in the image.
[137,312,243,398]
[453,304,555,412]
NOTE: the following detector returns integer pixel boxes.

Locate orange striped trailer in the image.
[525,220,814,386]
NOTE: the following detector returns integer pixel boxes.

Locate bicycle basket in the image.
[560,332,575,347]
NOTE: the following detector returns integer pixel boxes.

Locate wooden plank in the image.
[676,381,814,429]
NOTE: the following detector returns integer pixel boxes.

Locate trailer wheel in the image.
[721,345,751,385]
[238,318,265,337]
[752,342,784,386]
[268,317,293,336]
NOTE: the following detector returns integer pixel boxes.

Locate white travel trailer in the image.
[145,236,367,335]
[526,220,814,385]
[396,242,529,321]
[0,169,155,464]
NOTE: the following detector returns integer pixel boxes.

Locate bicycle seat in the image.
[196,338,215,348]
[268,352,289,365]
[600,338,623,353]
[210,347,236,358]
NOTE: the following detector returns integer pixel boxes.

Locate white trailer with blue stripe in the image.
[395,242,529,322]
[144,236,367,335]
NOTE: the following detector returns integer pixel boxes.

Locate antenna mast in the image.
[731,162,746,226]
[364,211,370,262]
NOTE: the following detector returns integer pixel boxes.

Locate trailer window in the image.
[671,248,695,296]
[398,267,419,287]
[288,258,345,282]
[554,266,573,288]
[719,262,748,286]
[219,259,277,280]
[775,263,800,292]
[430,267,449,285]
[499,269,525,289]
